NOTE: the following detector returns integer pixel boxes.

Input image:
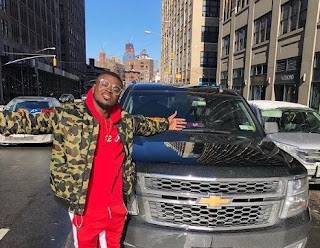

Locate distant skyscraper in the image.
[123,43,135,63]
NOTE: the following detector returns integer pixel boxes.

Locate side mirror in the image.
[264,122,279,134]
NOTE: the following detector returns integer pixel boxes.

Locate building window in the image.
[233,68,244,78]
[236,0,249,12]
[314,53,320,68]
[281,0,308,35]
[299,0,308,28]
[235,26,247,51]
[202,0,220,18]
[201,26,219,43]
[224,0,233,21]
[222,35,230,56]
[254,12,272,44]
[0,0,7,11]
[4,20,7,37]
[251,64,268,76]
[200,51,217,68]
[221,71,228,87]
[221,71,228,80]
[276,57,301,72]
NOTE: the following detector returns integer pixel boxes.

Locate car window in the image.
[52,98,61,107]
[261,108,320,133]
[4,99,51,111]
[3,99,19,111]
[15,101,50,110]
[123,90,259,134]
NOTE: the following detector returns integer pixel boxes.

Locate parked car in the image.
[0,96,61,145]
[59,93,74,103]
[249,100,320,184]
[119,84,310,248]
[81,93,87,102]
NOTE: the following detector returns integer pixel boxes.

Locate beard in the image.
[93,93,114,110]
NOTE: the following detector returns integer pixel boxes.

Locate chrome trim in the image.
[139,196,281,231]
[136,173,286,231]
[137,173,286,198]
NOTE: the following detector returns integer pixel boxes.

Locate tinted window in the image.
[15,101,50,110]
[122,89,259,134]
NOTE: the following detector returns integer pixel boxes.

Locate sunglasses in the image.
[99,79,123,95]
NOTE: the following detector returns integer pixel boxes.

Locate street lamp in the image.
[1,47,57,99]
[35,47,56,53]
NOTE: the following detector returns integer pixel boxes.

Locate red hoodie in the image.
[85,89,125,213]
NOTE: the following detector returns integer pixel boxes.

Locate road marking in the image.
[0,228,10,240]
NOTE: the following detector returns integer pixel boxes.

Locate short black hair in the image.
[96,71,123,88]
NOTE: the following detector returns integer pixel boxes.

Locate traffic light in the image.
[53,56,57,67]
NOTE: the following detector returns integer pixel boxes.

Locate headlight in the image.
[297,149,320,163]
[273,142,297,156]
[280,177,308,219]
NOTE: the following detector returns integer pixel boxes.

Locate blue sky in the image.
[85,0,162,63]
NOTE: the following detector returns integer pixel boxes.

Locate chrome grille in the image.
[144,176,280,195]
[137,174,285,231]
[147,200,275,230]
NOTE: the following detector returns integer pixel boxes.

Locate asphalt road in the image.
[0,146,71,248]
[0,145,319,248]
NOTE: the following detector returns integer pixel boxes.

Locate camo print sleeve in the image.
[0,110,56,135]
[132,114,169,136]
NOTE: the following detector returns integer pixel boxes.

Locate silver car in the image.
[0,96,61,145]
[249,100,320,184]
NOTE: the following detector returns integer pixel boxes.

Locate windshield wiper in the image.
[182,128,231,134]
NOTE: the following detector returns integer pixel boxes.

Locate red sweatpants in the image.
[69,204,127,248]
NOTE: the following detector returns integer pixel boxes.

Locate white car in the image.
[249,100,320,184]
[0,96,61,145]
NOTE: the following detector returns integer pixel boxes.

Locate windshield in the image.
[4,99,50,111]
[261,108,320,133]
[123,90,260,135]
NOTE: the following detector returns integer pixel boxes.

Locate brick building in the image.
[125,49,154,83]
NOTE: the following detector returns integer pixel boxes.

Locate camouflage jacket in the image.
[0,103,168,215]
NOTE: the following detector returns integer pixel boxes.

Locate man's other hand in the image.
[168,111,187,131]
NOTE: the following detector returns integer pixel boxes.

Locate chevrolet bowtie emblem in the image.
[197,195,232,208]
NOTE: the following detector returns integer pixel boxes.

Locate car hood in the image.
[132,132,306,179]
[269,132,320,150]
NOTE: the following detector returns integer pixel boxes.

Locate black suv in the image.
[120,83,310,248]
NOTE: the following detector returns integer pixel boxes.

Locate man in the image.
[0,71,187,248]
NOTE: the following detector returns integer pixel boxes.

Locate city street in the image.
[0,145,319,248]
[0,146,71,248]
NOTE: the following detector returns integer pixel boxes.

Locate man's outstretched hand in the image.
[168,111,187,131]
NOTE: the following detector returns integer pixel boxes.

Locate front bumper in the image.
[123,210,310,248]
